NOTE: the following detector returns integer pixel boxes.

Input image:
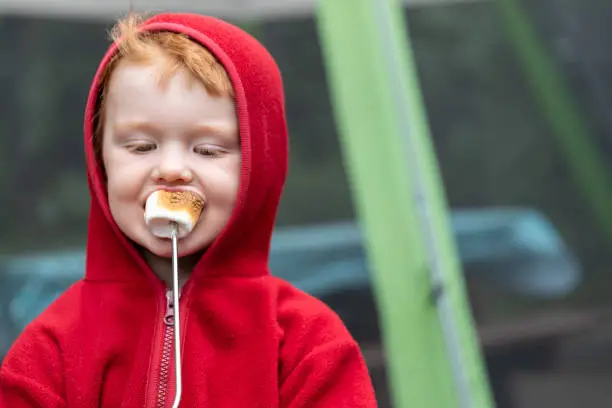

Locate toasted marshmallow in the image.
[145,190,205,239]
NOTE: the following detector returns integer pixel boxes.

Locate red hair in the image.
[94,13,235,163]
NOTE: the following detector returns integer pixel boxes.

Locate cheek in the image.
[104,163,142,203]
[222,158,242,204]
[103,149,148,199]
[202,159,241,208]
[107,176,141,203]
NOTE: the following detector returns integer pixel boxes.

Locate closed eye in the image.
[194,146,222,157]
[129,143,157,153]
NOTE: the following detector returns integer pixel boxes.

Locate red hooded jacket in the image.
[0,13,377,408]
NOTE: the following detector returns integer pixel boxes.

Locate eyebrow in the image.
[186,123,238,139]
[113,122,162,136]
[113,122,238,140]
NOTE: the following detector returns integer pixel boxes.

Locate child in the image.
[0,12,378,407]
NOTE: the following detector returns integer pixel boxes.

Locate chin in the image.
[143,235,209,258]
[142,239,174,258]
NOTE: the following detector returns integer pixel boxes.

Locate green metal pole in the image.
[499,0,612,247]
[316,1,493,408]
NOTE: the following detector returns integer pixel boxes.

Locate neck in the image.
[141,249,203,291]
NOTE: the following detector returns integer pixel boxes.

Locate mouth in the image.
[142,187,205,209]
[143,189,207,241]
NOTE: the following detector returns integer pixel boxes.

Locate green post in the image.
[316,1,494,407]
[498,0,612,247]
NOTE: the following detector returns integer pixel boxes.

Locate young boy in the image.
[0,12,377,408]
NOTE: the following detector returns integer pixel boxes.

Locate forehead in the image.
[104,59,237,133]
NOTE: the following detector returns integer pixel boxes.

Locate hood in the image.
[83,13,288,289]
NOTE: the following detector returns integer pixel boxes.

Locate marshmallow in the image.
[145,190,205,239]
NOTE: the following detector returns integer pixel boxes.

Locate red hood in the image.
[83,13,288,289]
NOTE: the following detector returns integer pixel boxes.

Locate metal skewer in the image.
[170,222,182,408]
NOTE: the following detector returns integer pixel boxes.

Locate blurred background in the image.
[2,0,612,407]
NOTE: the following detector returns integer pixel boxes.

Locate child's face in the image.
[101,58,241,258]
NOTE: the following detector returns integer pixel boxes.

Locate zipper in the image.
[156,290,175,408]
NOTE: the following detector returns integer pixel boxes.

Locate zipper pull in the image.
[164,290,175,326]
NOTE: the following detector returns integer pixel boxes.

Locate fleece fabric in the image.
[0,12,378,408]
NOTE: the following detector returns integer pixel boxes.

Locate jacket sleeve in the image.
[0,325,66,408]
[276,280,378,407]
[279,338,378,407]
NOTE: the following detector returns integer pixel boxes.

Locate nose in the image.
[152,148,193,184]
